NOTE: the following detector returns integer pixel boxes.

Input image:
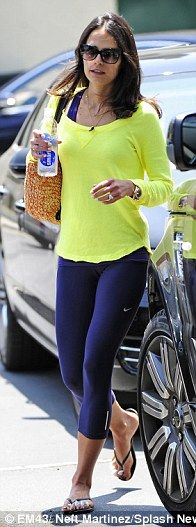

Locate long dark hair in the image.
[49,12,161,118]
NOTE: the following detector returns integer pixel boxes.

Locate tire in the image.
[115,390,137,409]
[137,310,196,516]
[0,299,57,371]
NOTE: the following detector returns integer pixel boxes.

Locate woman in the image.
[29,12,172,514]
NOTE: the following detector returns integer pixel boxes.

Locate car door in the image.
[1,94,60,354]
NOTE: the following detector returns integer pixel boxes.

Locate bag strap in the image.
[54,88,86,124]
[54,96,69,123]
[53,96,68,223]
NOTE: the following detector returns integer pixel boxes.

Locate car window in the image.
[10,63,64,106]
[142,71,196,186]
[18,94,50,147]
[142,72,196,135]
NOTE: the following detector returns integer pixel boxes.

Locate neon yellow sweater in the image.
[37,95,173,262]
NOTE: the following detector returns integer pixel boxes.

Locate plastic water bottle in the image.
[38,108,58,177]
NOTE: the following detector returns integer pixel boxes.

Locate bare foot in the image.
[111,408,139,480]
[62,482,94,513]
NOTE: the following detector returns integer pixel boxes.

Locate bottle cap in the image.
[41,132,57,145]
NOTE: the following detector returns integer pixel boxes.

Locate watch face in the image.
[133,186,141,199]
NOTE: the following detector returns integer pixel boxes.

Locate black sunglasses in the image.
[80,44,121,64]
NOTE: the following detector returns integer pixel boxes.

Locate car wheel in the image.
[138,310,196,515]
[0,299,57,371]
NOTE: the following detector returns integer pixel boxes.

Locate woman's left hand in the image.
[90,178,135,204]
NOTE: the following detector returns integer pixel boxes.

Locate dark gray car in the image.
[138,112,196,515]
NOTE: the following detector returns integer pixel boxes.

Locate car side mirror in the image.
[9,147,29,175]
[167,113,196,171]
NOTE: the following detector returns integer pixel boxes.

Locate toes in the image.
[117,469,128,481]
[61,500,72,512]
[61,498,93,513]
[113,451,134,481]
[74,499,92,510]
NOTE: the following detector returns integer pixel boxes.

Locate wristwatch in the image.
[132,185,142,200]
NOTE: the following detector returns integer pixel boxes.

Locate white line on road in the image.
[0,453,145,472]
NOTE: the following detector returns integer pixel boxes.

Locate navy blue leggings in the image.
[55,251,148,439]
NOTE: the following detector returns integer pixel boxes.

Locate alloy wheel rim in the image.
[141,335,196,502]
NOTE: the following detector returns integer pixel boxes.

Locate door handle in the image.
[0,185,9,199]
[14,199,25,212]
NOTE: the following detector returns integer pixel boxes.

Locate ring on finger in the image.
[107,193,113,201]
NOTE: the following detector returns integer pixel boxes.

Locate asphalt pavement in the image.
[0,350,172,527]
[0,245,174,526]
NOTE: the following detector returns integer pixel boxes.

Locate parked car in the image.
[113,40,196,402]
[0,41,195,403]
[1,34,195,155]
[138,112,196,514]
[0,51,74,154]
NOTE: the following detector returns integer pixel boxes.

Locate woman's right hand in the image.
[30,129,51,160]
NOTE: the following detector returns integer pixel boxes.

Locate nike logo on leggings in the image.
[123,307,132,312]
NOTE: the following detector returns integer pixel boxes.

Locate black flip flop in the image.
[61,497,94,514]
[113,407,138,481]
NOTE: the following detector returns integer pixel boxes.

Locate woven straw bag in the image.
[24,96,67,224]
[24,161,62,224]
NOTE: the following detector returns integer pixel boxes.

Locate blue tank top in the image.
[67,89,85,121]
